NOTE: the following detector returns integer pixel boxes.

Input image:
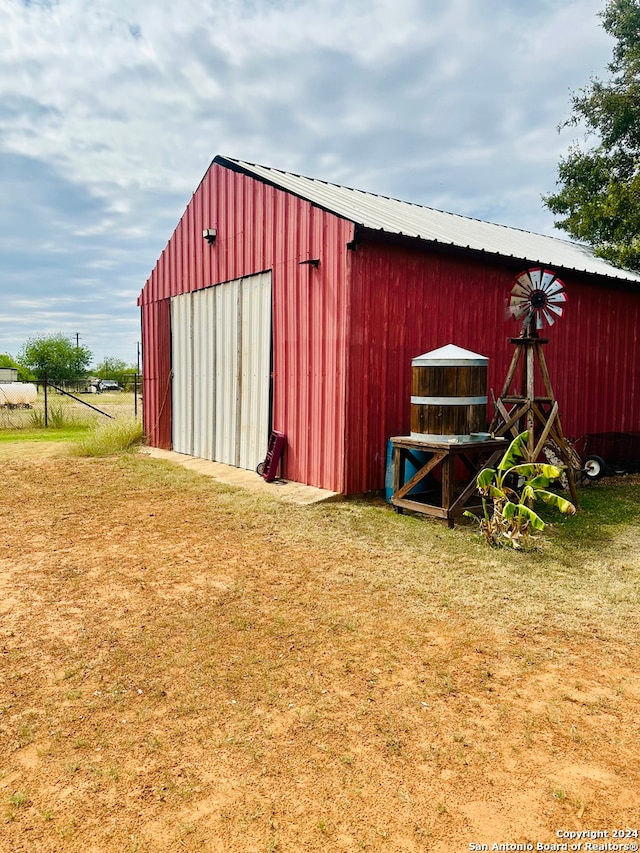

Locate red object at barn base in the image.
[257,431,286,482]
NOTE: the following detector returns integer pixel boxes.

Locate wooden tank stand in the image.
[489,333,579,507]
[390,436,506,527]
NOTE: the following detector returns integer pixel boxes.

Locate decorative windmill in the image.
[490,267,579,506]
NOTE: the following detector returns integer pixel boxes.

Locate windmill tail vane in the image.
[507,267,568,331]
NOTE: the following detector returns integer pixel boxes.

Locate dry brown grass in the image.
[0,390,138,430]
[1,448,639,852]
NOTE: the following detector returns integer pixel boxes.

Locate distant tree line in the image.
[0,334,138,388]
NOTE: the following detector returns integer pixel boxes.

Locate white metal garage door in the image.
[170,271,272,470]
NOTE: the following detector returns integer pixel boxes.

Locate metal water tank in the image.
[0,383,37,407]
[410,344,488,442]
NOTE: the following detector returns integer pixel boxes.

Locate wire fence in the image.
[0,374,142,431]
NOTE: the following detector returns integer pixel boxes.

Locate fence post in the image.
[43,374,48,428]
[134,372,138,419]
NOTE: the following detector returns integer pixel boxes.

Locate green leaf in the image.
[502,501,545,530]
[521,484,535,504]
[505,463,538,479]
[497,432,529,472]
[505,463,561,483]
[535,464,563,481]
[17,334,93,384]
[513,504,546,530]
[536,490,577,515]
[471,425,576,549]
[476,468,496,488]
[528,474,554,489]
[486,485,507,500]
[502,501,518,520]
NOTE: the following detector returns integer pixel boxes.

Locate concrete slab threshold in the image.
[140,447,341,506]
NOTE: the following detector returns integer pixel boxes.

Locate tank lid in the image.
[412,343,488,367]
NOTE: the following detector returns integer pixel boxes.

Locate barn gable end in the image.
[139,162,354,492]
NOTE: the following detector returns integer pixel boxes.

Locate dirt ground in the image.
[1,444,640,852]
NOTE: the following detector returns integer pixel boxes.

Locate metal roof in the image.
[215,156,640,284]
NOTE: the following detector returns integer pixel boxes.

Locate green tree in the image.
[544,0,640,270]
[94,357,134,388]
[18,334,92,384]
[0,353,30,382]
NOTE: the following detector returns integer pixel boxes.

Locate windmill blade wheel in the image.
[507,268,568,332]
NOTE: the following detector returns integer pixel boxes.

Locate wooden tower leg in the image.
[526,342,535,457]
[492,334,580,508]
[533,342,579,505]
[489,343,524,434]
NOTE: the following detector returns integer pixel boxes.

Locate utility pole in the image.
[75,333,81,386]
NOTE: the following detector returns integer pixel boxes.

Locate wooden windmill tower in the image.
[489,267,580,506]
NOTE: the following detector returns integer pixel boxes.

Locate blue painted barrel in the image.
[385,439,429,503]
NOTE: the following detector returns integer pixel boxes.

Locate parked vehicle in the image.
[97,380,121,392]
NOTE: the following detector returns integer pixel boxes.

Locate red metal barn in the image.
[138,156,640,494]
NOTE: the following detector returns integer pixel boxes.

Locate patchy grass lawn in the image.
[0,445,639,852]
[0,391,138,432]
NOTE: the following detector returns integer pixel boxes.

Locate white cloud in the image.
[0,0,613,363]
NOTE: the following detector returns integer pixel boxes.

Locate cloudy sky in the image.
[0,0,612,367]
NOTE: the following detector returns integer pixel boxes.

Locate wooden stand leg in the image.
[390,438,507,526]
[441,455,455,528]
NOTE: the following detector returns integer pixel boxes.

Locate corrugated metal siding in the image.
[214,281,239,464]
[140,160,640,495]
[192,286,215,460]
[140,167,353,492]
[271,202,351,491]
[345,240,640,494]
[141,298,172,449]
[552,280,640,437]
[170,292,195,455]
[171,273,272,470]
[216,157,640,285]
[239,274,272,470]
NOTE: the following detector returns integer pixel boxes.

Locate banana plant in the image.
[465,431,576,548]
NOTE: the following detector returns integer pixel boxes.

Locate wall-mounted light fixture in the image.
[203,228,217,245]
[299,258,320,268]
